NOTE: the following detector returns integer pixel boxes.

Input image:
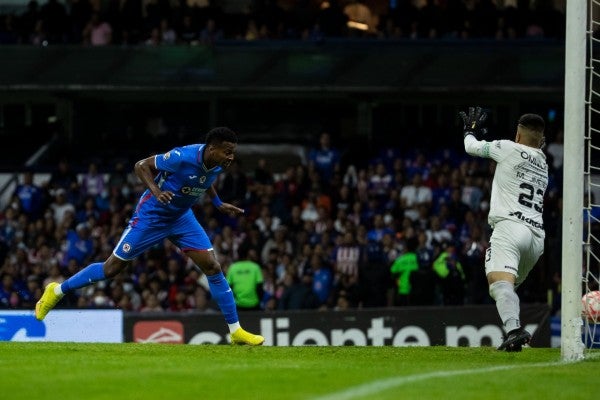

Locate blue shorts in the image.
[113,209,212,260]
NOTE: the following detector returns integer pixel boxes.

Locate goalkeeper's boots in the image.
[35,282,64,321]
[230,327,265,346]
[497,328,531,352]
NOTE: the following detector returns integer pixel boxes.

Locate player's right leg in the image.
[497,327,531,352]
[35,256,124,321]
[35,282,64,321]
[36,218,158,320]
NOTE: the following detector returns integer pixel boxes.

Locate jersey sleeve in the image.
[154,147,183,173]
[464,135,512,162]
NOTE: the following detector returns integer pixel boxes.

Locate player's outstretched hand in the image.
[459,106,488,139]
[217,203,245,217]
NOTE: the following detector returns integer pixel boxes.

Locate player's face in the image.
[208,141,236,169]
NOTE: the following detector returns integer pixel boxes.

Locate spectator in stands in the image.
[82,12,112,46]
[13,170,45,221]
[60,222,94,269]
[49,188,75,227]
[390,235,419,306]
[278,272,320,310]
[144,27,161,46]
[0,273,17,307]
[159,18,177,45]
[307,132,341,186]
[433,243,466,305]
[80,161,106,199]
[369,162,393,202]
[199,18,223,45]
[139,292,164,312]
[179,14,199,44]
[400,173,432,221]
[226,248,264,311]
[260,225,292,266]
[48,158,78,193]
[333,230,360,279]
[410,229,436,305]
[309,253,333,307]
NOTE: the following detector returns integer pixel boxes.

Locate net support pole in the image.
[561,0,586,361]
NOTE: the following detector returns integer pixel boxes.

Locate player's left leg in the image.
[173,211,264,345]
[486,221,531,351]
[187,249,264,345]
[485,221,543,351]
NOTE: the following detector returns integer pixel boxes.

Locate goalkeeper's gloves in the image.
[459,106,488,139]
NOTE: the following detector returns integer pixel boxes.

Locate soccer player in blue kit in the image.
[35,127,264,345]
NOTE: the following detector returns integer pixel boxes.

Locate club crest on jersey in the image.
[122,243,131,253]
[163,152,171,160]
[199,176,206,183]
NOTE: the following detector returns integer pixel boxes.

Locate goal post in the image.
[561,0,588,360]
[561,0,587,361]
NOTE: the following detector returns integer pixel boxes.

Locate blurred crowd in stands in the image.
[0,130,566,314]
[0,0,566,46]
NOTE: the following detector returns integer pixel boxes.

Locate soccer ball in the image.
[582,290,600,322]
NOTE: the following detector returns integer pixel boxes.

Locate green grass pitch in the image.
[1,342,597,400]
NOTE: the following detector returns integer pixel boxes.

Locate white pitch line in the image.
[311,353,599,400]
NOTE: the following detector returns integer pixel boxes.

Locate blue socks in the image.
[61,262,106,293]
[207,272,239,324]
[60,264,240,327]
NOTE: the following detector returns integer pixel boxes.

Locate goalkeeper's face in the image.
[207,141,236,169]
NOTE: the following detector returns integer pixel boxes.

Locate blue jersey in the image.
[114,144,221,260]
[135,144,223,219]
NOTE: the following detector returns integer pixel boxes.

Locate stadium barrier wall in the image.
[124,305,551,347]
[0,306,550,346]
[0,310,123,342]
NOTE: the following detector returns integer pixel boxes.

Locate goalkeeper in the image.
[460,107,547,352]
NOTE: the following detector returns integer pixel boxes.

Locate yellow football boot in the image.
[35,282,64,321]
[230,327,265,346]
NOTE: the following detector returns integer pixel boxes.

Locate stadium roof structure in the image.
[0,39,565,101]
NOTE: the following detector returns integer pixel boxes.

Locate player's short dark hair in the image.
[205,127,237,145]
[518,114,545,133]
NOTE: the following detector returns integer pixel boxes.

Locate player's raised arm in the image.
[134,155,173,204]
[459,106,493,158]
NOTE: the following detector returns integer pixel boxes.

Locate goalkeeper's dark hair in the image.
[518,114,545,134]
[205,127,238,145]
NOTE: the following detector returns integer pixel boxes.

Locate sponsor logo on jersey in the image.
[504,265,518,273]
[520,151,546,169]
[508,211,544,229]
[181,186,207,196]
[188,175,197,179]
[482,143,490,157]
[122,243,131,253]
